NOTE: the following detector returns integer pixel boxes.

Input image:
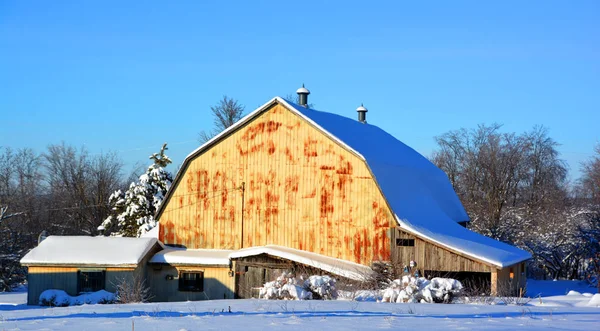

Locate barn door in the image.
[235,263,267,299]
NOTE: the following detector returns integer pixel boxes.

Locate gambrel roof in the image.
[157,97,531,268]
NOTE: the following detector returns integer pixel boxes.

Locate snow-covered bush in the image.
[304,275,338,300]
[39,289,116,306]
[259,272,337,300]
[381,276,463,304]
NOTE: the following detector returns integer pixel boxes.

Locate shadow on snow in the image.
[5,309,600,322]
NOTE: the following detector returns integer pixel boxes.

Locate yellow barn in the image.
[150,87,530,299]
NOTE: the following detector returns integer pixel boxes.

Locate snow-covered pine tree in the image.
[99,143,173,237]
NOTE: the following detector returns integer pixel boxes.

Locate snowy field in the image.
[1,281,599,331]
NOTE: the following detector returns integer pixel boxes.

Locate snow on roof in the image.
[20,236,158,267]
[141,225,159,238]
[285,99,531,267]
[149,248,233,266]
[229,245,374,281]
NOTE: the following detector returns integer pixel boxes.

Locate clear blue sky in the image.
[1,1,598,181]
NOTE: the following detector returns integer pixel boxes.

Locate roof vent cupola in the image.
[357,104,368,123]
[296,84,310,107]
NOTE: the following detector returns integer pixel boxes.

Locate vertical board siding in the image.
[27,267,78,305]
[494,262,527,296]
[26,266,142,305]
[147,266,234,301]
[391,229,491,273]
[159,103,395,265]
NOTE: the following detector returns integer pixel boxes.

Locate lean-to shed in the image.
[20,236,161,305]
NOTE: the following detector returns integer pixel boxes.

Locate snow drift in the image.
[39,289,115,306]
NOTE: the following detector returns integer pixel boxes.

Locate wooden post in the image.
[490,269,498,295]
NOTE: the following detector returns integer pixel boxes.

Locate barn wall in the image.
[493,262,527,296]
[105,267,137,293]
[391,228,492,273]
[26,266,143,305]
[147,265,234,302]
[159,103,395,265]
[232,254,338,298]
[27,267,78,305]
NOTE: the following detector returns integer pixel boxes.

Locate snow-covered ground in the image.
[1,281,599,331]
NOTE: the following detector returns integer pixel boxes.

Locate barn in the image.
[150,88,531,299]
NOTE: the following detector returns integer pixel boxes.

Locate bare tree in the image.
[44,143,123,235]
[431,124,585,281]
[198,96,245,143]
[432,124,531,240]
[581,144,600,205]
[0,147,43,291]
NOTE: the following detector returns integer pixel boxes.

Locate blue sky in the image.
[1,1,598,180]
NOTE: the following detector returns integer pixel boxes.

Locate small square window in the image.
[78,271,105,293]
[396,239,415,247]
[179,271,204,292]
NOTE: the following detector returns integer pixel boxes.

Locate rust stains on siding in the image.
[158,103,395,265]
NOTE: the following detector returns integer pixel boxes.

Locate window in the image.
[77,270,105,293]
[179,271,204,292]
[396,238,415,247]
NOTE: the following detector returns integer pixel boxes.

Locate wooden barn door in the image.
[233,255,293,298]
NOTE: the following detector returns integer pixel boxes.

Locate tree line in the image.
[432,124,599,290]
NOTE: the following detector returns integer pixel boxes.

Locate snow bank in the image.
[39,289,115,306]
[259,273,337,300]
[382,276,463,304]
[21,236,158,266]
[589,294,600,307]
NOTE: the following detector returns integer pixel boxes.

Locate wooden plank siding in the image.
[159,103,396,265]
[26,266,142,305]
[391,229,492,273]
[147,266,234,302]
[27,267,78,305]
[493,261,527,296]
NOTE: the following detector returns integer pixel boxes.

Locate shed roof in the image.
[20,236,158,267]
[157,97,531,268]
[230,245,375,281]
[149,248,233,266]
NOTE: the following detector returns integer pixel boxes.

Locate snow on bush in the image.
[259,272,338,300]
[382,276,463,304]
[589,293,600,307]
[39,289,116,307]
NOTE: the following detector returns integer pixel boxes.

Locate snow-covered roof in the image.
[140,225,159,238]
[148,245,373,281]
[157,96,531,268]
[149,248,233,266]
[20,236,159,267]
[285,100,531,267]
[230,245,374,281]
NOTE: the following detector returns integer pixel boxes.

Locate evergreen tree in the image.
[100,144,173,237]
